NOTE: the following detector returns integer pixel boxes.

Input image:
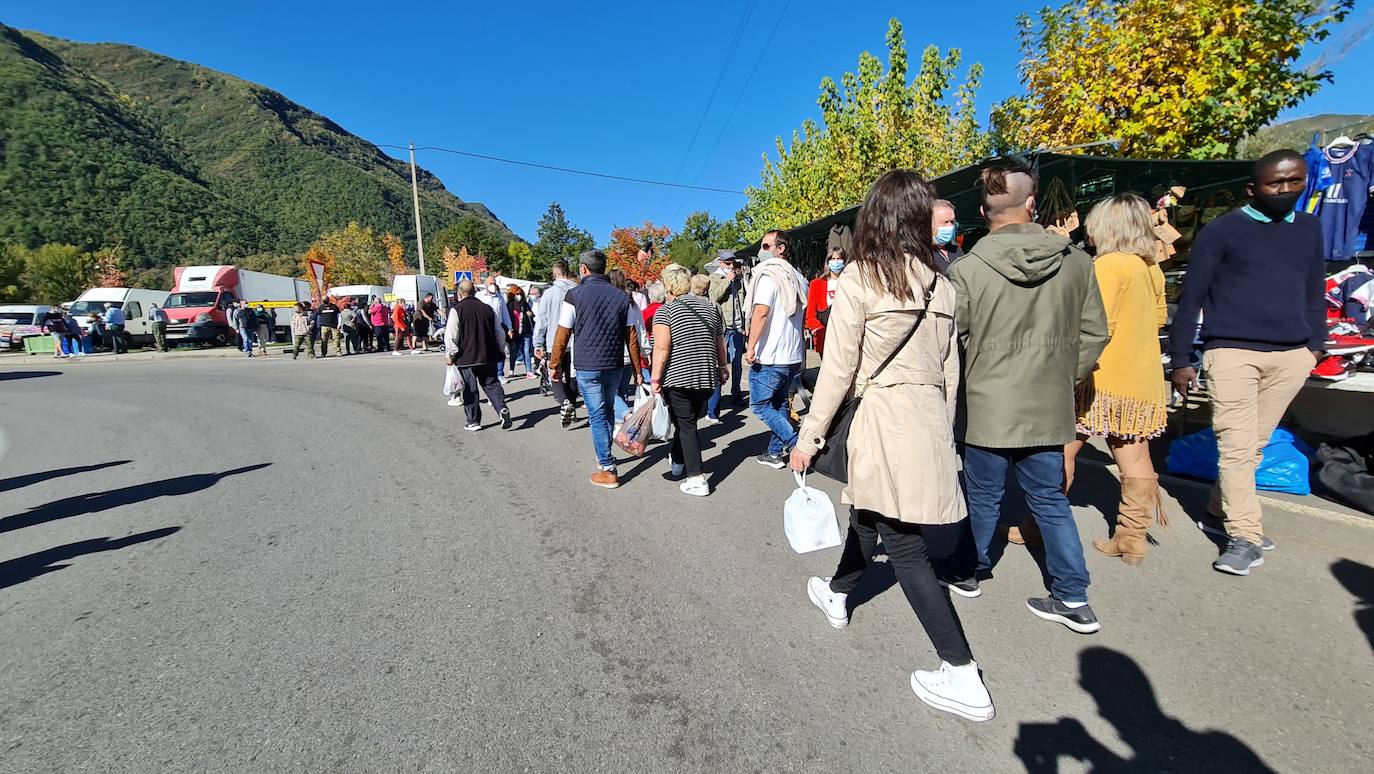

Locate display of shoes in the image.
[1311,354,1355,381]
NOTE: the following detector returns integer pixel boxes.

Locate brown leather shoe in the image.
[590,469,620,489]
[1007,518,1042,547]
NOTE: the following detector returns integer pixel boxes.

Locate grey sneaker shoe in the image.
[1196,516,1275,550]
[1213,538,1264,575]
[1026,597,1100,634]
[937,573,982,599]
[755,452,786,469]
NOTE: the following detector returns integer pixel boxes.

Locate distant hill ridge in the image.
[0,24,519,283]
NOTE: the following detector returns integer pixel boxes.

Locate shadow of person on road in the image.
[1015,646,1276,773]
[0,370,62,382]
[0,460,131,494]
[1331,558,1374,656]
[0,464,269,535]
[0,527,182,590]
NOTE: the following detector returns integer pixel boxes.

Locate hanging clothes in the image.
[1299,136,1332,215]
[1314,139,1374,261]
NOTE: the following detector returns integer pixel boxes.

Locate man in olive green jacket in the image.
[947,162,1108,634]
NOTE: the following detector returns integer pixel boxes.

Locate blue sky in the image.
[9,1,1373,243]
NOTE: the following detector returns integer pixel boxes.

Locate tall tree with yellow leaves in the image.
[993,0,1353,159]
[382,233,408,278]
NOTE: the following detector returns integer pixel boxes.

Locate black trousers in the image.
[375,326,390,351]
[830,508,974,665]
[664,387,712,476]
[461,363,507,425]
[550,368,580,406]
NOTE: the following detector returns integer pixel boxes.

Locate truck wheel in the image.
[212,330,229,347]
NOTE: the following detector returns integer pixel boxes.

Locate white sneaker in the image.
[910,661,994,722]
[670,462,685,477]
[679,475,710,497]
[806,576,848,629]
[447,397,464,407]
[392,350,403,356]
[700,416,721,427]
[464,422,481,432]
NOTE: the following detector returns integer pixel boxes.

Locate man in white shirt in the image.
[477,280,513,377]
[745,229,807,469]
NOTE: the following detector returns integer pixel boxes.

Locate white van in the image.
[327,285,392,309]
[0,304,50,351]
[391,274,450,322]
[67,287,170,346]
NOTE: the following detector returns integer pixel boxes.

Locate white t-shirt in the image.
[752,273,805,365]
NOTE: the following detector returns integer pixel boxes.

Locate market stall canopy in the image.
[742,153,1253,278]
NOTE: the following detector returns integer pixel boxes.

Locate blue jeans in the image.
[962,445,1091,603]
[239,327,255,354]
[612,365,635,421]
[748,362,800,455]
[707,329,746,418]
[577,368,623,469]
[509,333,534,373]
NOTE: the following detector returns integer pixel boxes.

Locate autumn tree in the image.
[92,243,128,287]
[0,244,28,302]
[993,0,1354,159]
[305,222,388,287]
[606,221,672,286]
[530,202,596,270]
[739,18,987,237]
[382,232,408,278]
[432,215,512,275]
[441,246,490,289]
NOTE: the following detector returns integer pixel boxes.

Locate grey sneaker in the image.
[756,452,786,469]
[1196,516,1275,550]
[1026,597,1100,634]
[1213,538,1264,575]
[937,573,982,599]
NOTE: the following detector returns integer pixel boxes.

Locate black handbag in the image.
[810,274,940,483]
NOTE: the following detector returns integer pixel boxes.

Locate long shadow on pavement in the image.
[1014,646,1276,773]
[0,370,62,381]
[0,460,131,494]
[0,464,270,535]
[1331,558,1374,656]
[0,526,182,590]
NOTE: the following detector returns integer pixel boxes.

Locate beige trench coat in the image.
[795,262,965,525]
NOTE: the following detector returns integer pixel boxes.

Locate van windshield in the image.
[0,311,37,325]
[68,300,121,316]
[165,292,220,308]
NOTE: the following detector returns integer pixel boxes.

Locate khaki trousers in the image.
[1203,347,1312,543]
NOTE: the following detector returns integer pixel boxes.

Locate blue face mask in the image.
[828,259,845,274]
[935,224,957,246]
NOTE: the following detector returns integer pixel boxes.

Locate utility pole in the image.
[408,140,427,276]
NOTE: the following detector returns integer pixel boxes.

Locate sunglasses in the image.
[761,242,774,249]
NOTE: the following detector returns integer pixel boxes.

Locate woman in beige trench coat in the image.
[789,170,992,722]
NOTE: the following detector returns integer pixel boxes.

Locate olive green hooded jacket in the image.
[948,223,1109,448]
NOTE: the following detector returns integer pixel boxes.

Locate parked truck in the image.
[163,266,310,346]
[67,287,170,348]
[391,274,449,318]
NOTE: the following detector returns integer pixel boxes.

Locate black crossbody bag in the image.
[810,273,940,483]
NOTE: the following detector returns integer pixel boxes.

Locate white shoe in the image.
[910,661,994,722]
[447,397,464,407]
[464,422,481,432]
[806,576,848,629]
[670,463,685,477]
[679,475,710,497]
[392,350,403,356]
[700,416,721,427]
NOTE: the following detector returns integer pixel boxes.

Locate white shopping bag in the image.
[784,472,841,553]
[633,385,674,442]
[441,364,461,397]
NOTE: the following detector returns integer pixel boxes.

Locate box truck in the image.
[163,265,310,346]
[67,287,170,347]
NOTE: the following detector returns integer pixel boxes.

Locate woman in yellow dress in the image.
[1065,193,1169,565]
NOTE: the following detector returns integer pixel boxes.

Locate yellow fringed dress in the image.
[1075,251,1169,440]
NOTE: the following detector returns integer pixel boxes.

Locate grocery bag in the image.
[615,396,655,457]
[632,386,674,442]
[441,364,461,397]
[783,472,841,553]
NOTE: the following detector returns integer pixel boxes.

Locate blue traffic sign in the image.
[454,271,474,284]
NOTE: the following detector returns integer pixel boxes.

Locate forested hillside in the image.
[0,24,518,289]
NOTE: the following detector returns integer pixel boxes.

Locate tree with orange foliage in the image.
[440,246,489,288]
[382,233,407,278]
[606,221,671,286]
[92,243,128,287]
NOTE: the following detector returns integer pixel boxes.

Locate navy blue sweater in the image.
[1167,208,1326,363]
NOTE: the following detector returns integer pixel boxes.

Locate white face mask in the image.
[515,295,523,302]
[486,286,497,294]
[757,250,775,262]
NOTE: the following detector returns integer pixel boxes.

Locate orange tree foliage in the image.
[301,245,331,298]
[383,232,407,278]
[606,221,671,286]
[440,246,488,288]
[92,243,127,287]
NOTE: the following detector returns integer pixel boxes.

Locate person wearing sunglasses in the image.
[744,230,807,469]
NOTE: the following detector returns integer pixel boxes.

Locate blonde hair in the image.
[1085,193,1158,261]
[660,263,692,297]
[690,273,711,296]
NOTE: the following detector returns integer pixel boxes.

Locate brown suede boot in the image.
[1007,518,1043,547]
[1093,475,1167,565]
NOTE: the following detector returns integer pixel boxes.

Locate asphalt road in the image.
[2,355,1372,772]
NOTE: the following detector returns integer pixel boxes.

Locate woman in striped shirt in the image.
[651,263,728,497]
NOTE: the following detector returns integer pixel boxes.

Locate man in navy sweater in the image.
[1168,149,1326,577]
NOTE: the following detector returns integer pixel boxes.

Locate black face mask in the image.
[1252,190,1302,220]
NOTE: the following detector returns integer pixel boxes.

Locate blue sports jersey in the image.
[1316,141,1374,261]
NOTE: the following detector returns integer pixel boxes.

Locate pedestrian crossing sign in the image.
[454,271,474,284]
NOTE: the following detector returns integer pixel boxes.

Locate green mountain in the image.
[0,24,519,284]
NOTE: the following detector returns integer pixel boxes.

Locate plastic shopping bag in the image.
[784,472,841,553]
[441,364,461,397]
[615,397,655,457]
[632,386,674,442]
[1165,426,1313,495]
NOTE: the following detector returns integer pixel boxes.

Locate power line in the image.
[378,143,744,196]
[691,0,793,186]
[666,0,760,185]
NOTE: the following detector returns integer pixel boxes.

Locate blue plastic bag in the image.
[1165,427,1313,495]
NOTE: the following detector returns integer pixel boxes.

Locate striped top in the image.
[653,294,723,389]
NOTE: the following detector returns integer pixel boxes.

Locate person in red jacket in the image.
[804,247,846,355]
